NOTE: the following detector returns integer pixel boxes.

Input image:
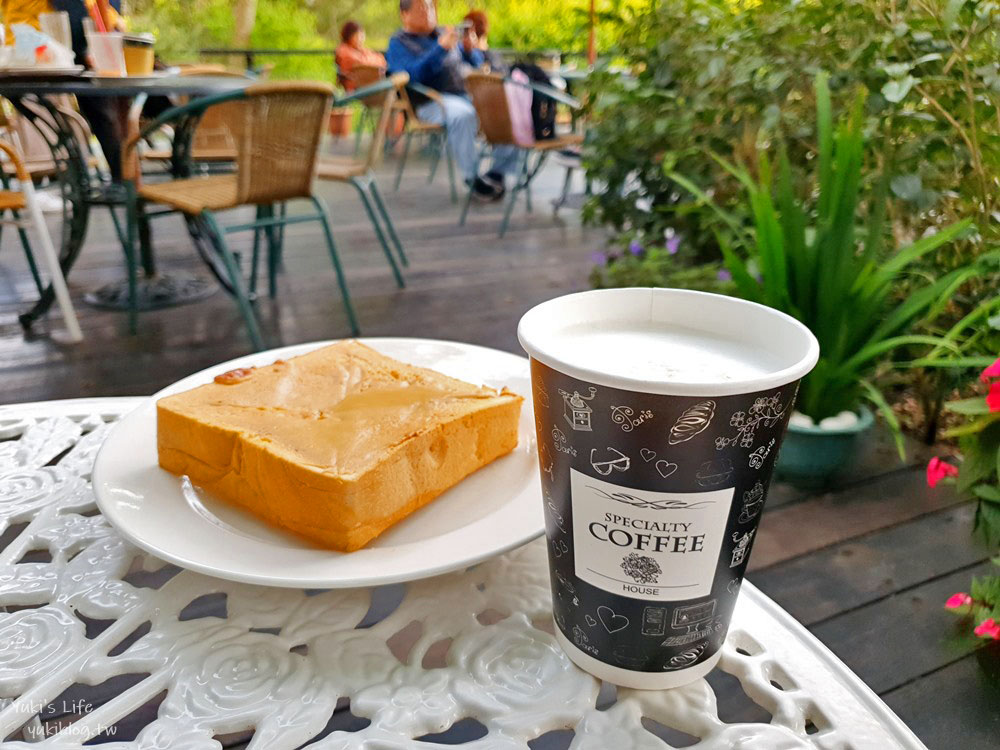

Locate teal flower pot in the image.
[776,406,874,486]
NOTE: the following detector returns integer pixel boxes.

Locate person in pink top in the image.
[335,21,387,91]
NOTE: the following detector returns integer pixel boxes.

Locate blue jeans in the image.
[416,94,520,182]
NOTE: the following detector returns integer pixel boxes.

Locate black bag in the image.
[512,63,557,141]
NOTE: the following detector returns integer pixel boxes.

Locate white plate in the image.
[93,338,543,588]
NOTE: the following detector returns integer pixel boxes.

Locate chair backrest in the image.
[177,69,254,156]
[464,72,516,145]
[230,81,334,204]
[351,65,388,108]
[362,73,408,172]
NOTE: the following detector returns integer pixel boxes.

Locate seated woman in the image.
[335,21,386,91]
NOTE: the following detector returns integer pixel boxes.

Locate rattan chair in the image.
[459,72,583,237]
[122,81,357,350]
[347,65,456,202]
[316,74,410,279]
[0,132,82,342]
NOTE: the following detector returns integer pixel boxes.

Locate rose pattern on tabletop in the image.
[180,635,320,715]
[669,401,716,444]
[313,629,398,694]
[621,553,662,585]
[0,607,85,694]
[610,405,654,433]
[715,394,788,451]
[353,667,461,736]
[0,466,86,520]
[450,614,597,737]
[0,408,888,749]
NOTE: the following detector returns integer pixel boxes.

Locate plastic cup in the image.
[85,32,126,77]
[518,287,819,689]
[39,12,72,51]
[123,34,155,76]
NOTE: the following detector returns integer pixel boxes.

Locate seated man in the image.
[386,0,517,201]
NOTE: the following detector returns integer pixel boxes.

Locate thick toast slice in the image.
[156,341,523,551]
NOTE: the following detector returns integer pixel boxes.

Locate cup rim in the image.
[517,287,820,397]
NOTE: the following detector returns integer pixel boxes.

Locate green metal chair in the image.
[121,81,365,351]
[458,73,583,237]
[316,74,411,275]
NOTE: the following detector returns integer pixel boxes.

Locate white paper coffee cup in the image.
[518,288,819,689]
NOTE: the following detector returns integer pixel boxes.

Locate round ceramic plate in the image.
[92,338,543,588]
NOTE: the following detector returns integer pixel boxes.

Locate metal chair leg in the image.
[445,139,457,203]
[368,178,408,268]
[554,166,574,215]
[499,151,529,238]
[427,132,442,184]
[310,196,361,336]
[123,186,140,335]
[394,130,413,192]
[200,211,264,351]
[250,204,268,298]
[351,177,404,289]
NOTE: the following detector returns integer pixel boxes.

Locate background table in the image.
[0,75,250,326]
[0,397,927,748]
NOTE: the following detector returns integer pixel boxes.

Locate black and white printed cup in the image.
[518,288,819,689]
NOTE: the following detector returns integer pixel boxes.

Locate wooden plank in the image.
[750,503,990,625]
[748,467,968,572]
[881,651,1000,750]
[809,562,994,694]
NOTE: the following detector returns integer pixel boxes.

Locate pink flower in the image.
[987,382,1000,413]
[945,592,972,610]
[973,618,1000,639]
[979,356,1000,383]
[926,457,959,488]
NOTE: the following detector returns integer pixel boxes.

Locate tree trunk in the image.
[233,0,258,46]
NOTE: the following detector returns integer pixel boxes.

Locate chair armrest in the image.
[122,88,247,160]
[332,75,404,108]
[0,139,31,183]
[406,81,443,104]
[523,79,581,109]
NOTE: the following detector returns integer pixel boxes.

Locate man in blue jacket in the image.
[386,0,518,201]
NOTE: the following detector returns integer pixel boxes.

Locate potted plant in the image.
[669,73,980,484]
[328,107,353,138]
[931,356,1000,642]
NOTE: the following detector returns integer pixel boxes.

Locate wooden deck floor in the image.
[0,148,996,748]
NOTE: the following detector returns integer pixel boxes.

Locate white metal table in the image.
[0,398,926,749]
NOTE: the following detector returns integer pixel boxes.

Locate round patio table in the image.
[0,397,928,749]
[0,74,251,328]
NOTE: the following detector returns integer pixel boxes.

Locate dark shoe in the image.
[470,176,500,203]
[482,171,506,201]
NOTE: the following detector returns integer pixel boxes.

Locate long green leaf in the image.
[869,267,981,343]
[906,356,998,369]
[876,219,973,279]
[716,231,764,302]
[666,170,750,241]
[835,334,961,377]
[945,397,994,416]
[860,379,906,460]
[777,148,811,315]
[815,71,833,223]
